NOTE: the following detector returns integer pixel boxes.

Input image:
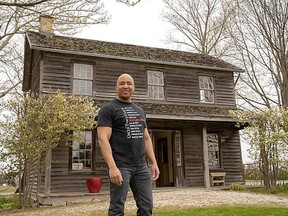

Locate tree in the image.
[228,0,288,109]
[117,0,141,6]
[231,108,288,192]
[0,0,143,101]
[161,0,234,58]
[0,91,97,208]
[0,0,110,101]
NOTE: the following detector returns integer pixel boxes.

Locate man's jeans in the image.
[108,164,153,216]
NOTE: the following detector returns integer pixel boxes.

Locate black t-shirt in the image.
[97,99,147,167]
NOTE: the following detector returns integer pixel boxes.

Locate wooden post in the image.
[44,146,52,195]
[202,125,210,188]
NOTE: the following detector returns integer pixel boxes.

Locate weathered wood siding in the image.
[30,50,41,94]
[165,67,198,104]
[94,59,147,100]
[41,53,73,93]
[182,125,204,187]
[214,72,235,106]
[37,130,108,193]
[222,130,244,184]
[39,52,236,108]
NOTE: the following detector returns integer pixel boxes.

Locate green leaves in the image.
[0,91,98,176]
[230,108,288,190]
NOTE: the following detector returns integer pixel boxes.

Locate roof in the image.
[94,100,237,122]
[25,31,244,72]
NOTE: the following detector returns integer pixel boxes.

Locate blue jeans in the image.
[108,164,153,216]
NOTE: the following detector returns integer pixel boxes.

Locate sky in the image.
[76,0,171,48]
[76,0,252,164]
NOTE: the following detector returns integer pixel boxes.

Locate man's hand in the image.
[109,166,123,186]
[150,163,160,181]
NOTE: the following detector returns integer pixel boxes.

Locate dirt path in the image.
[3,188,288,216]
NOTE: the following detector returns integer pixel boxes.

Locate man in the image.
[97,73,160,216]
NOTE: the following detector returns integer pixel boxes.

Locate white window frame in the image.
[73,63,93,95]
[207,134,220,168]
[72,131,92,171]
[147,70,164,100]
[199,76,215,103]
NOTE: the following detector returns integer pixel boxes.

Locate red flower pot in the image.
[86,178,102,193]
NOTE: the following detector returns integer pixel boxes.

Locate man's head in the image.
[116,73,135,103]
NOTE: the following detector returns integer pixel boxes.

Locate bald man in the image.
[97,73,159,216]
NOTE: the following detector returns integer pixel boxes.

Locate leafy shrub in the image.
[230,183,246,191]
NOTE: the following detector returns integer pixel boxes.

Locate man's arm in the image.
[144,128,160,181]
[97,126,123,186]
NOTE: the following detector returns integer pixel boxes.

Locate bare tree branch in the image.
[0,0,111,99]
[162,0,234,58]
[0,0,49,7]
[116,0,141,6]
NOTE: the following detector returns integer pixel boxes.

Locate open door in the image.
[149,129,183,187]
[156,137,170,187]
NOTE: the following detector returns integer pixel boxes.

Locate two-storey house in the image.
[23,18,244,205]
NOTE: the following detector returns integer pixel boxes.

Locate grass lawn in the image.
[150,206,288,216]
[4,205,288,216]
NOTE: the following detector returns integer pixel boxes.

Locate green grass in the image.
[0,195,19,211]
[247,184,288,196]
[0,186,18,212]
[149,206,288,216]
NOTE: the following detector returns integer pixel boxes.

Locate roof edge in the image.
[146,114,238,122]
[30,45,244,73]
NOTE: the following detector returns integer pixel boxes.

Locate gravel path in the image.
[4,188,288,216]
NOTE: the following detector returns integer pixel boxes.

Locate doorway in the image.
[151,130,175,187]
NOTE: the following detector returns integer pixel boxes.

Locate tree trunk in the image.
[281,74,288,108]
[260,146,270,189]
[44,146,52,195]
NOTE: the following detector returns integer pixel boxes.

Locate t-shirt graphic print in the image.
[97,99,147,167]
[121,106,145,139]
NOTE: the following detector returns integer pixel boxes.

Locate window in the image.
[72,131,92,170]
[199,76,214,103]
[147,70,164,99]
[207,134,220,168]
[73,63,93,95]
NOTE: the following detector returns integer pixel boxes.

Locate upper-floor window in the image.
[72,131,92,171]
[147,70,164,99]
[73,63,93,95]
[207,134,220,168]
[199,76,214,103]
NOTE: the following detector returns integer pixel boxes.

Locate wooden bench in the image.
[210,172,226,186]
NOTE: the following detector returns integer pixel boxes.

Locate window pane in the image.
[199,76,214,90]
[72,131,93,170]
[207,134,219,167]
[74,63,93,79]
[73,63,93,95]
[147,71,164,99]
[73,80,92,95]
[199,76,214,103]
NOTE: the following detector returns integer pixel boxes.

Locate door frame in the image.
[149,129,183,187]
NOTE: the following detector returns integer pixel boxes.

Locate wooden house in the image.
[23,23,244,205]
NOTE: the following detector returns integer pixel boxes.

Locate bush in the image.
[230,183,246,191]
[0,195,19,211]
